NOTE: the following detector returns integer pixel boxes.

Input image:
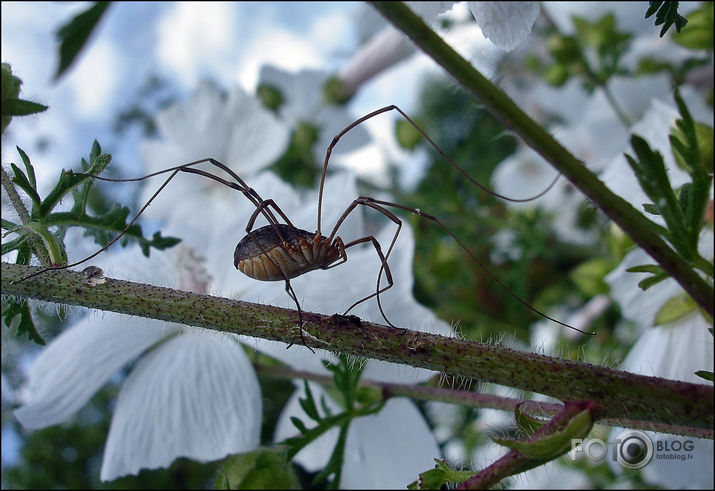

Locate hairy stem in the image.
[255,363,712,438]
[3,262,712,434]
[370,1,713,317]
[1,167,50,266]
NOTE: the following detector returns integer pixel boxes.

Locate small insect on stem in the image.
[15,105,593,352]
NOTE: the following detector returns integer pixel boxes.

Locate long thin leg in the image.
[323,197,403,330]
[315,105,561,236]
[359,197,596,336]
[14,168,182,283]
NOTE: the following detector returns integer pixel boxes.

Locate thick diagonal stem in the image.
[369,2,713,317]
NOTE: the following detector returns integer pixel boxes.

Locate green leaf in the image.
[626,263,665,275]
[16,146,37,191]
[570,258,613,296]
[395,118,424,151]
[654,292,696,325]
[408,459,474,490]
[639,275,670,291]
[54,2,111,80]
[1,99,48,117]
[10,163,42,212]
[695,370,714,382]
[491,409,593,460]
[672,3,714,50]
[214,447,299,490]
[645,1,688,37]
[1,297,45,345]
[628,263,671,290]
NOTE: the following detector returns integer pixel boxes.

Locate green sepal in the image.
[407,459,474,490]
[515,404,548,437]
[490,409,593,460]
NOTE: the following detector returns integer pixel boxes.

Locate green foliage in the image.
[2,141,180,346]
[645,1,688,38]
[1,297,45,345]
[1,63,48,134]
[3,142,181,262]
[540,14,632,92]
[490,408,593,461]
[397,78,604,339]
[623,87,713,292]
[281,355,383,489]
[269,122,321,189]
[672,2,713,50]
[215,447,299,490]
[54,2,111,80]
[407,459,474,490]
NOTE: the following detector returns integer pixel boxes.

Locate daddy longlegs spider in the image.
[16,105,594,351]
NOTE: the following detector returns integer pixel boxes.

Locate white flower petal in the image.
[341,398,441,489]
[15,313,170,429]
[273,383,440,488]
[468,2,539,51]
[100,330,261,481]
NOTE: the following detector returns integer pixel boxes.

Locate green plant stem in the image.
[254,363,712,438]
[369,2,713,318]
[3,262,712,433]
[1,167,50,266]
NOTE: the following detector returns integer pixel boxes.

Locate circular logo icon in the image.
[615,430,654,470]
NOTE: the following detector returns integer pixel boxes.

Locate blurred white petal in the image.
[100,330,261,481]
[138,81,290,221]
[340,398,441,489]
[14,314,170,429]
[274,382,440,489]
[468,2,539,51]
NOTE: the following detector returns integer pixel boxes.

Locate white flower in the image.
[258,66,370,165]
[467,2,540,52]
[14,246,262,481]
[137,80,290,221]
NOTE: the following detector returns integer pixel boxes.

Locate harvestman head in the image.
[15,105,594,351]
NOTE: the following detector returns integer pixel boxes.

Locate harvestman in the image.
[17,105,594,349]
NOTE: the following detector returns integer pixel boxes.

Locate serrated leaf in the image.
[54,2,111,80]
[1,98,48,116]
[646,1,688,37]
[654,292,696,325]
[1,297,45,345]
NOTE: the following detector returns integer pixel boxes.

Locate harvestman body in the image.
[17,105,593,349]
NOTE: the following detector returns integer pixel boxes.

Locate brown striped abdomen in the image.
[234,224,341,281]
